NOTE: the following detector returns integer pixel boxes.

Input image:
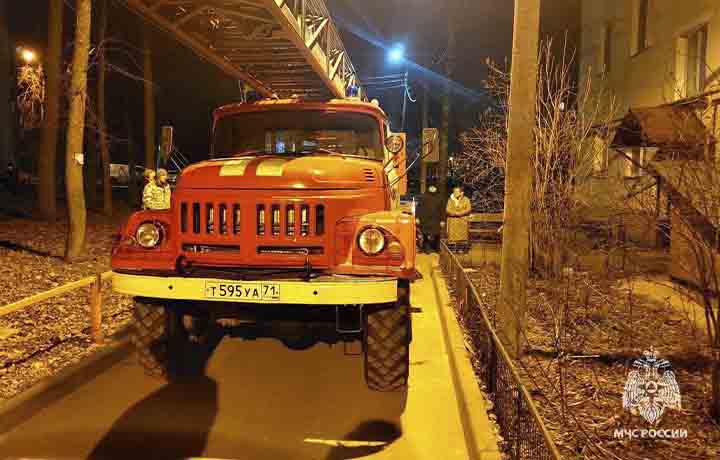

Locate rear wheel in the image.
[131,299,220,380]
[363,300,411,392]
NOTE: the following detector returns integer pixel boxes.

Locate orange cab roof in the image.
[213,98,389,123]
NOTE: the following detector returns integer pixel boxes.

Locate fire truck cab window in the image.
[213,110,382,160]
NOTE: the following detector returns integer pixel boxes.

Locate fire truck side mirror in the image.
[386,133,407,196]
[385,134,405,159]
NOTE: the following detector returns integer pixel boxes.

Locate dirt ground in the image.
[0,209,134,401]
[452,265,720,460]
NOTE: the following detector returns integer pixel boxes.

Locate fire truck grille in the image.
[179,201,326,239]
[181,202,240,236]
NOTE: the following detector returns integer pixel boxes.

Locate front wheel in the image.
[131,299,220,380]
[363,303,411,391]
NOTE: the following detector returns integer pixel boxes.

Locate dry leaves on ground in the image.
[0,213,133,402]
[448,265,720,460]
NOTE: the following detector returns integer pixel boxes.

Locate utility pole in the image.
[498,0,540,358]
[420,83,429,193]
[439,1,456,198]
[143,26,156,169]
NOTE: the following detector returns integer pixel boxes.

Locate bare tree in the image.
[97,0,112,216]
[631,155,720,420]
[459,41,617,278]
[37,0,63,221]
[0,1,12,169]
[64,0,92,261]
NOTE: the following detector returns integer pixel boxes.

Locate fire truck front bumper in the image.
[112,272,398,305]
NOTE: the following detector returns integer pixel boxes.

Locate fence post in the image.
[89,274,104,344]
[514,388,523,460]
[488,337,497,394]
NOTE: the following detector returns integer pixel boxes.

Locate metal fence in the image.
[439,242,562,460]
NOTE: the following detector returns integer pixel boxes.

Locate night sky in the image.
[5,0,580,165]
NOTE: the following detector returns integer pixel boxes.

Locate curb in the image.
[0,326,133,435]
[429,261,502,460]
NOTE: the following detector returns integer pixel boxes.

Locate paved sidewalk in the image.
[0,254,501,460]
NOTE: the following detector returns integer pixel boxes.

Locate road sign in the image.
[160,126,174,162]
[423,128,439,162]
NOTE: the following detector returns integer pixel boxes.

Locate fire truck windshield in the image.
[213,110,383,160]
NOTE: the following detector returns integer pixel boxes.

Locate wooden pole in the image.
[498,0,540,358]
[89,274,103,344]
[421,83,429,193]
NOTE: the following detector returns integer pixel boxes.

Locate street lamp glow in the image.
[20,48,36,64]
[388,44,405,64]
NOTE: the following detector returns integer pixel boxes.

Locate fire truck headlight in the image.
[358,227,385,255]
[136,222,162,248]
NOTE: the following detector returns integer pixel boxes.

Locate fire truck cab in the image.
[111,97,416,392]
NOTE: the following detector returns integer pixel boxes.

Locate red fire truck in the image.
[111,97,416,391]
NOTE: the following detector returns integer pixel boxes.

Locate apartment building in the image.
[580,0,719,108]
[579,1,720,286]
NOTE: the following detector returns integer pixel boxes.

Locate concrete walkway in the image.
[0,254,501,459]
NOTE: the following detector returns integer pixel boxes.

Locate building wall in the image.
[580,0,720,111]
[577,1,720,249]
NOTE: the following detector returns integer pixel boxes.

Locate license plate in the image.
[204,281,281,301]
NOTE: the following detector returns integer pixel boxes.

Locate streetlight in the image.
[18,47,37,65]
[387,43,405,64]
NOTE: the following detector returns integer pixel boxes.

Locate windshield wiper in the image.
[306,148,344,156]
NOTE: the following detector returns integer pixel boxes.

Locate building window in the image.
[686,25,708,97]
[676,25,709,99]
[633,0,650,55]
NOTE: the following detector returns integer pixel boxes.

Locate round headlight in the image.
[136,222,162,248]
[358,228,385,255]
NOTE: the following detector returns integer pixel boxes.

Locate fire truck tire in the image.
[131,300,207,380]
[364,303,410,392]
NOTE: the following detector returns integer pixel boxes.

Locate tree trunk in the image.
[85,108,96,206]
[143,27,156,169]
[498,0,540,358]
[64,0,92,262]
[97,0,111,216]
[125,110,138,208]
[0,1,13,169]
[37,0,63,221]
[439,4,455,199]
